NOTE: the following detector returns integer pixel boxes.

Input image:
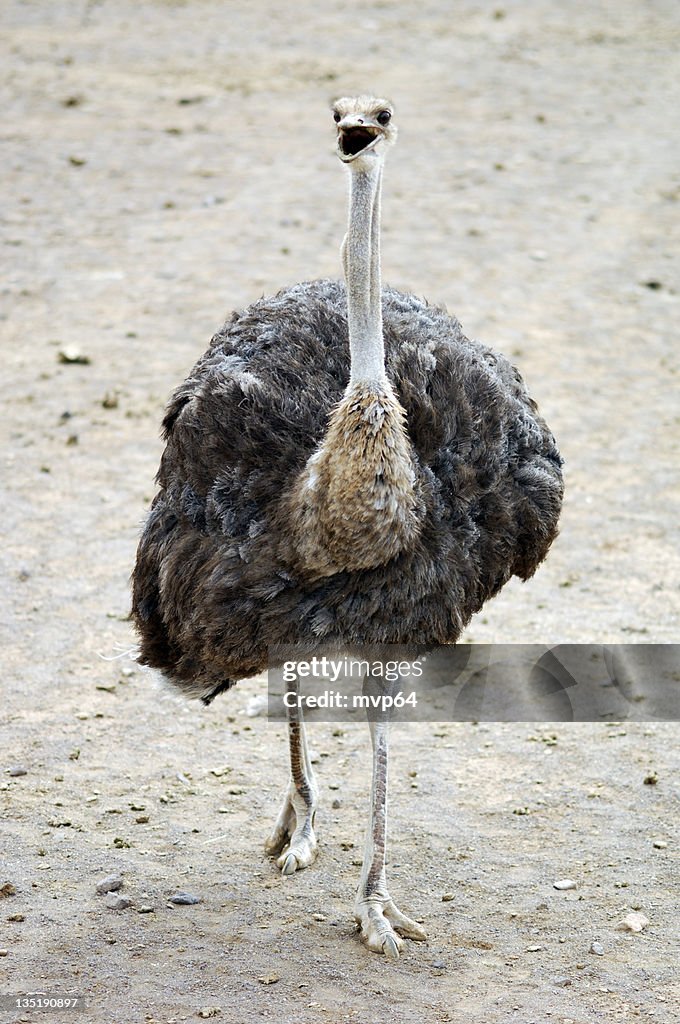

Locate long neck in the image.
[288,156,422,579]
[345,161,386,386]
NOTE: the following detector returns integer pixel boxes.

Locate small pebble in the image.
[553,977,572,988]
[197,1008,222,1019]
[105,894,132,910]
[431,959,446,969]
[526,944,543,952]
[245,694,269,717]
[96,874,123,895]
[138,905,155,914]
[643,771,659,785]
[8,766,28,777]
[168,892,201,906]
[653,840,667,849]
[621,911,649,933]
[57,345,91,365]
[441,893,455,902]
[258,974,280,985]
[312,913,325,922]
[590,941,605,956]
[553,879,577,891]
[331,798,342,809]
[0,882,16,898]
[8,913,25,922]
[0,949,8,957]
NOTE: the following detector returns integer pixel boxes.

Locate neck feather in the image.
[345,162,386,385]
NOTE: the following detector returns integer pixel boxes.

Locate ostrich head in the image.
[332,95,397,165]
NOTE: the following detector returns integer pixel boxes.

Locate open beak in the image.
[336,120,382,163]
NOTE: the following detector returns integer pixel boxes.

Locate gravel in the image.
[96,874,124,895]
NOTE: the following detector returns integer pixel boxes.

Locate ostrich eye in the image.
[377,110,391,125]
[333,111,341,123]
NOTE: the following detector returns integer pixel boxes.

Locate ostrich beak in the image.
[336,117,383,163]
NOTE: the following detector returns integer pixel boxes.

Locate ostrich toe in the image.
[264,784,318,874]
[354,895,427,958]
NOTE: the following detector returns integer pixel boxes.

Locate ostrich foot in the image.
[264,784,318,875]
[354,894,427,959]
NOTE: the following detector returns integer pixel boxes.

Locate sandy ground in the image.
[1,1,679,1022]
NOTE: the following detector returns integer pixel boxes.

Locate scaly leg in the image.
[354,714,427,959]
[264,678,318,875]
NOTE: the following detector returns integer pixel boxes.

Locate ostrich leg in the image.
[264,677,319,875]
[354,710,427,958]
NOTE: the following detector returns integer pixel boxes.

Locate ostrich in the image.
[132,95,563,959]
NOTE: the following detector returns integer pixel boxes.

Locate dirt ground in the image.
[2,1,679,1022]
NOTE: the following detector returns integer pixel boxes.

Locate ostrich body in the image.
[132,96,563,958]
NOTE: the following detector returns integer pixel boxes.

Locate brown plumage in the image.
[131,280,563,701]
[288,381,421,578]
